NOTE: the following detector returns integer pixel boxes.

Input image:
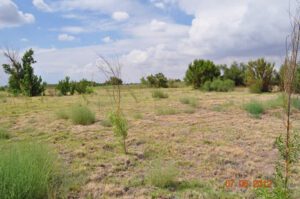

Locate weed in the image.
[183,107,196,114]
[56,109,69,120]
[152,90,169,99]
[156,107,178,115]
[0,142,66,199]
[180,97,198,107]
[202,79,235,92]
[70,105,95,125]
[133,112,143,119]
[109,111,128,153]
[147,160,178,188]
[244,100,264,118]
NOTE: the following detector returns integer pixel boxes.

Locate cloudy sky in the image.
[0,0,296,84]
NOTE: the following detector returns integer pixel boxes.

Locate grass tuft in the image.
[70,105,96,125]
[179,97,198,107]
[156,107,178,115]
[147,160,178,188]
[152,90,169,99]
[244,100,264,118]
[56,109,69,120]
[0,142,66,199]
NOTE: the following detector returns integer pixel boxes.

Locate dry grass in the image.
[0,88,300,198]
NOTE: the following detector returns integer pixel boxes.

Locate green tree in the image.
[184,59,220,88]
[223,62,247,86]
[143,73,168,88]
[56,76,72,95]
[105,76,123,85]
[154,73,168,88]
[2,49,45,96]
[246,58,275,93]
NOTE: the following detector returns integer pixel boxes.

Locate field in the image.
[0,86,300,198]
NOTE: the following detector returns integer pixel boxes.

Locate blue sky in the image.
[0,0,295,84]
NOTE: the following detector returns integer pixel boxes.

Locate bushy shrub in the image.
[56,76,75,95]
[0,142,65,199]
[202,79,235,92]
[147,160,178,188]
[75,79,91,94]
[249,80,263,93]
[105,77,123,85]
[246,58,275,93]
[152,90,169,99]
[142,73,169,88]
[244,101,264,118]
[222,62,247,86]
[70,105,95,125]
[184,59,220,88]
[56,109,69,120]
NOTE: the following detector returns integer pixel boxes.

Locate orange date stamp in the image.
[225,179,272,188]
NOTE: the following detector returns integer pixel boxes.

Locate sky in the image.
[0,0,296,84]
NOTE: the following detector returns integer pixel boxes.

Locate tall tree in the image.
[2,49,45,96]
[184,59,220,89]
[246,58,274,92]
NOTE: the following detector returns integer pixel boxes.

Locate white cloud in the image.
[58,34,75,41]
[123,49,148,64]
[32,0,52,12]
[102,36,112,43]
[61,26,87,34]
[0,0,35,29]
[150,19,167,31]
[112,11,129,21]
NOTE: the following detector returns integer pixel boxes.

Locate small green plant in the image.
[70,105,95,125]
[156,107,178,115]
[147,160,178,188]
[0,128,10,139]
[244,100,264,118]
[152,90,169,99]
[179,97,198,107]
[263,95,284,110]
[56,109,69,120]
[0,142,66,199]
[109,111,128,153]
[202,79,235,92]
[292,97,300,110]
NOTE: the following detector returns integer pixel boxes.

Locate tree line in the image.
[2,49,299,96]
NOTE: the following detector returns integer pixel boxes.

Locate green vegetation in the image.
[0,128,10,139]
[202,79,235,92]
[69,105,96,125]
[141,73,168,88]
[244,100,265,118]
[56,78,94,95]
[152,90,169,99]
[2,49,45,96]
[105,76,123,85]
[147,160,178,188]
[179,97,198,107]
[109,111,128,153]
[222,62,247,86]
[156,107,178,115]
[0,142,65,199]
[246,58,275,93]
[56,76,76,96]
[184,59,220,88]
